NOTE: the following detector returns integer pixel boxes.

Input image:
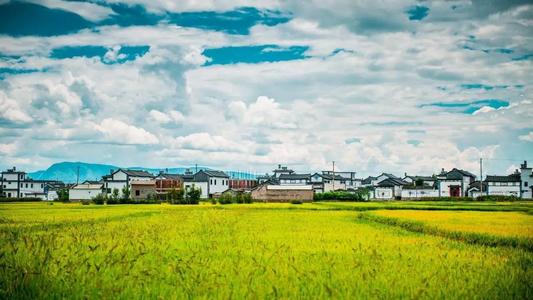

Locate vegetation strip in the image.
[358,212,533,251]
[314,202,532,213]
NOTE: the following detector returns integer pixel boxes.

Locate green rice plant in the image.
[0,202,531,299]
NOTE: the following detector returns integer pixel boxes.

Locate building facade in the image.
[102,169,154,196]
[251,184,314,202]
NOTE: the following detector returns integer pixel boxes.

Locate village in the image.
[1,161,532,202]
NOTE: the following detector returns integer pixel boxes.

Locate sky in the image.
[0,0,532,177]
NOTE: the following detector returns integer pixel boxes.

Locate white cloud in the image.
[0,91,33,124]
[170,132,243,152]
[95,118,159,145]
[0,143,17,155]
[28,0,115,22]
[519,132,533,142]
[227,96,297,129]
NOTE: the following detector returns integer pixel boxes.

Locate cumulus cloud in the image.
[227,96,297,129]
[519,132,533,142]
[95,118,159,145]
[149,109,184,124]
[0,91,33,124]
[28,0,115,22]
[0,0,531,175]
[170,132,243,152]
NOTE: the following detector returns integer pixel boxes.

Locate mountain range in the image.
[28,162,256,183]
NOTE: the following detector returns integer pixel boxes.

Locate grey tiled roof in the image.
[279,173,311,180]
[202,170,229,178]
[122,169,154,177]
[485,174,520,182]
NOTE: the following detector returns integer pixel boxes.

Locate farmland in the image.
[1,202,532,299]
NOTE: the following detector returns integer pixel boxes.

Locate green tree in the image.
[186,187,201,204]
[56,188,69,202]
[121,186,131,204]
[107,188,120,204]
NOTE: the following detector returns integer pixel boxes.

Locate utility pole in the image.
[76,166,80,185]
[479,158,483,196]
[332,161,335,191]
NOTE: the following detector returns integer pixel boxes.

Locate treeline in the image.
[314,189,371,202]
[91,186,202,205]
[213,192,253,204]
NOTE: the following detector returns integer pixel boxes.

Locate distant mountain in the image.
[27,162,256,183]
[28,162,118,183]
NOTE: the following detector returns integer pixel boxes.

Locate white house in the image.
[361,176,378,187]
[322,171,361,190]
[437,168,476,197]
[272,165,295,178]
[69,183,104,201]
[520,161,532,199]
[183,170,229,199]
[1,167,50,199]
[102,169,154,196]
[279,173,311,186]
[374,178,408,200]
[401,187,439,199]
[485,174,521,197]
[375,173,401,185]
[309,173,347,193]
[402,174,436,187]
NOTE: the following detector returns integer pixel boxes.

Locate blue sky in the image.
[0,0,531,176]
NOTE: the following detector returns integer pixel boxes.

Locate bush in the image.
[81,200,91,205]
[186,188,201,205]
[314,191,368,202]
[120,186,131,204]
[410,197,473,201]
[169,187,201,205]
[0,197,42,203]
[215,192,253,204]
[56,188,69,202]
[290,200,303,205]
[477,195,519,202]
[242,193,252,204]
[217,193,234,205]
[168,188,185,204]
[92,194,106,205]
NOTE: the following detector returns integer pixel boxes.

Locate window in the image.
[210,179,212,185]
[31,184,33,188]
[214,179,217,185]
[525,182,529,187]
[41,184,43,188]
[135,190,140,196]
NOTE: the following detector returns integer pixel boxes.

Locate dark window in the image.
[31,184,33,188]
[525,182,529,187]
[135,190,140,196]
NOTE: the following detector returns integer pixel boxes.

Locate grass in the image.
[1,202,532,299]
[372,210,533,239]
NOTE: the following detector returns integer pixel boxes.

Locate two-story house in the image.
[1,167,50,199]
[183,170,229,199]
[437,168,476,197]
[102,169,154,196]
